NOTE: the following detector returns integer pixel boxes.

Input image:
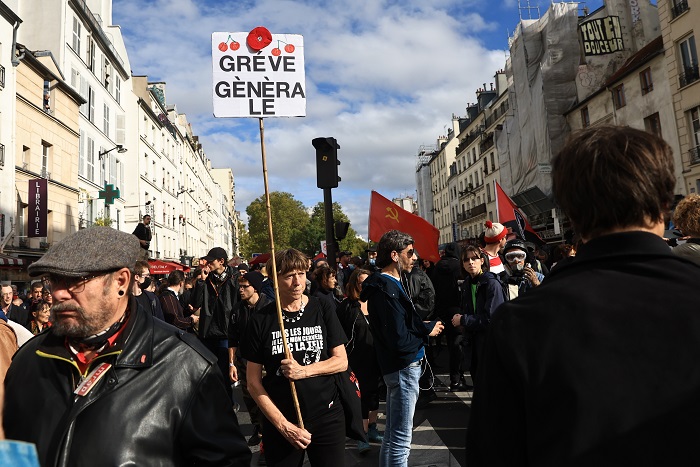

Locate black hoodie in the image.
[431,242,462,320]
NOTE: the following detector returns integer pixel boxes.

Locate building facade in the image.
[658,0,700,195]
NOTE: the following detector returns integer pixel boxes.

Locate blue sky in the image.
[113,0,605,240]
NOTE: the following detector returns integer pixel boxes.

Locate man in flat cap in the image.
[2,228,251,466]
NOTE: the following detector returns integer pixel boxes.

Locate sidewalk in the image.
[236,346,471,466]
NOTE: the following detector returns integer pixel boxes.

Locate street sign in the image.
[98,184,120,205]
[212,30,306,118]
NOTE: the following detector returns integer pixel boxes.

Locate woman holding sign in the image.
[241,248,349,466]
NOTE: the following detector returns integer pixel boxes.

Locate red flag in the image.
[368,191,440,262]
[495,182,544,244]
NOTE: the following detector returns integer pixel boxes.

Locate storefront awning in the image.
[148,259,190,275]
[0,254,24,267]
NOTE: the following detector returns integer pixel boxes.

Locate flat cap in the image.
[28,227,142,277]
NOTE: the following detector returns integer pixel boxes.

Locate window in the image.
[690,106,700,152]
[72,17,81,55]
[79,77,87,116]
[22,145,29,167]
[110,152,117,186]
[689,107,700,166]
[671,0,689,19]
[487,183,492,202]
[639,67,653,94]
[99,147,106,183]
[115,76,121,104]
[87,38,95,72]
[43,80,51,113]
[679,35,699,87]
[103,104,110,137]
[581,106,590,127]
[613,84,626,109]
[87,85,95,123]
[103,57,112,90]
[87,137,95,181]
[41,142,51,177]
[79,131,85,176]
[644,113,662,136]
[491,153,495,172]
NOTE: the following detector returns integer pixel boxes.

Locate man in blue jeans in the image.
[361,230,444,467]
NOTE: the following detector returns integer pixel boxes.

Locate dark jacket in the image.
[406,266,436,319]
[5,303,30,328]
[228,293,272,351]
[459,271,506,331]
[360,272,437,375]
[142,289,165,321]
[3,296,251,467]
[199,265,240,339]
[159,288,194,330]
[431,243,462,320]
[311,286,339,311]
[131,222,151,250]
[467,231,700,466]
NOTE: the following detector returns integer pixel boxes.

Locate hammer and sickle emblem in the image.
[385,207,400,223]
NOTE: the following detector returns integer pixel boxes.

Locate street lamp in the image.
[176,188,194,196]
[98,144,127,160]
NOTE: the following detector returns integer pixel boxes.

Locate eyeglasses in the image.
[239,284,252,289]
[44,272,111,294]
[463,256,482,263]
[505,252,527,262]
[403,249,415,257]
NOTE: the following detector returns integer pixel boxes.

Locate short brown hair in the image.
[673,194,700,237]
[266,248,309,278]
[552,126,675,239]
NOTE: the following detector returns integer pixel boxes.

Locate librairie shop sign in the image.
[212,28,305,118]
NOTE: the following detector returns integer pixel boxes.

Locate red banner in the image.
[28,178,48,237]
[495,182,543,244]
[368,191,440,262]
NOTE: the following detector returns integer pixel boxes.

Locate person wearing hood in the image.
[198,247,240,402]
[431,242,467,391]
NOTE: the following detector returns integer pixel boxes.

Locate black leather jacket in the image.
[3,297,251,467]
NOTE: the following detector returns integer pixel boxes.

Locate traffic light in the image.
[335,221,350,240]
[312,137,341,189]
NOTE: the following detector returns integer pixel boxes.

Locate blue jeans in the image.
[380,360,422,467]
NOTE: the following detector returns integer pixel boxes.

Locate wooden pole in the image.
[258,117,304,429]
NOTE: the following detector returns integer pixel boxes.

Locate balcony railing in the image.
[458,203,488,223]
[671,0,689,19]
[679,64,699,88]
[480,133,495,152]
[0,64,5,89]
[689,146,700,166]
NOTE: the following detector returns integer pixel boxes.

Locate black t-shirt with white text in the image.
[241,296,347,421]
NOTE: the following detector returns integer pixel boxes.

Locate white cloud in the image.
[114,0,510,241]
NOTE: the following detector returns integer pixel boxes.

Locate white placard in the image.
[212,31,306,118]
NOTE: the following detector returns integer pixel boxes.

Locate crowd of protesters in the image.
[2,126,700,465]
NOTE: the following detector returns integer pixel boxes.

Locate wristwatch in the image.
[229,362,235,367]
